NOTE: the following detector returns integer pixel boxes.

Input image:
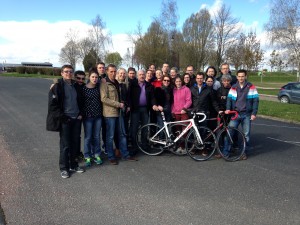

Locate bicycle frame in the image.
[150,112,207,147]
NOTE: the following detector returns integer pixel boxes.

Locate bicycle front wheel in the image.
[136,124,166,156]
[217,127,246,161]
[186,126,217,161]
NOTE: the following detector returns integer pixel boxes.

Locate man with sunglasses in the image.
[74,70,86,86]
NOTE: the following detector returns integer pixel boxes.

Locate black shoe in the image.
[61,170,70,178]
[69,166,85,173]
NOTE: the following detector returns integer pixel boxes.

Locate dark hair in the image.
[148,63,155,68]
[196,72,205,80]
[128,67,136,73]
[205,76,214,82]
[186,64,194,69]
[175,75,183,83]
[96,62,105,67]
[196,71,205,76]
[106,64,116,71]
[88,67,99,77]
[237,69,247,76]
[183,73,190,78]
[205,66,217,76]
[61,65,73,71]
[74,70,85,77]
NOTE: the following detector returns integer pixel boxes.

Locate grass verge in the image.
[257,88,279,95]
[259,100,300,123]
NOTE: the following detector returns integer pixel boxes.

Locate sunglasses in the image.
[163,80,170,82]
[76,77,85,80]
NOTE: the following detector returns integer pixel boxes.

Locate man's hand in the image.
[119,103,124,109]
[251,115,256,121]
[180,109,186,114]
[157,106,163,111]
[152,105,158,111]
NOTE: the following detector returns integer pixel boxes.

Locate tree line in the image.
[59,0,299,73]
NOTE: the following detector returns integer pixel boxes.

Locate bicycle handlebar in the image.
[191,111,206,122]
[225,110,239,120]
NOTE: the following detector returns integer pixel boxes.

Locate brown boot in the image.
[115,148,121,158]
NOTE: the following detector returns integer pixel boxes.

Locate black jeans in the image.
[131,107,149,151]
[59,118,81,171]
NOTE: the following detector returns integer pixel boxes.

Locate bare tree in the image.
[77,37,94,60]
[157,0,179,65]
[182,9,214,70]
[213,4,241,68]
[59,40,80,69]
[89,15,111,64]
[265,0,300,71]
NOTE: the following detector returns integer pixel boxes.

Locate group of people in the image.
[46,62,259,179]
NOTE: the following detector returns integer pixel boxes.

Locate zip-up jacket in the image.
[226,82,259,116]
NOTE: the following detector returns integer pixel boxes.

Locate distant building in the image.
[21,62,53,67]
[2,62,53,71]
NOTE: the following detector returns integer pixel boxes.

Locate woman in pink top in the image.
[172,76,192,153]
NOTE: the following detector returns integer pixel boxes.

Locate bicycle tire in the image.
[167,122,188,156]
[136,123,166,156]
[186,126,217,161]
[217,127,246,161]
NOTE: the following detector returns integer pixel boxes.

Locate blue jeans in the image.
[59,118,81,171]
[131,107,149,149]
[83,116,102,158]
[105,117,129,160]
[226,112,252,155]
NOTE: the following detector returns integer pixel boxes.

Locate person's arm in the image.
[250,86,259,120]
[183,88,192,112]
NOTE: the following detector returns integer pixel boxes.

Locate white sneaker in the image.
[176,147,186,154]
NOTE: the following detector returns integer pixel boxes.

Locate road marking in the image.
[254,123,300,130]
[267,137,300,145]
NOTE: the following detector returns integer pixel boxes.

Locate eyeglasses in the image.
[163,80,170,82]
[63,70,73,73]
[76,77,85,80]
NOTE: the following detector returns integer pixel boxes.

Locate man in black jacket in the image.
[129,69,153,155]
[190,72,220,125]
[46,65,85,178]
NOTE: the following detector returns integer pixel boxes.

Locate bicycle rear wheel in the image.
[136,124,166,156]
[186,126,217,161]
[217,127,246,161]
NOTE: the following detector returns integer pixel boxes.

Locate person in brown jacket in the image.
[100,64,137,165]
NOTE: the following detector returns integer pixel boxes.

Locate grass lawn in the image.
[257,88,279,95]
[259,100,300,123]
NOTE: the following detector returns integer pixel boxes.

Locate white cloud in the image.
[0,20,131,68]
[200,0,223,16]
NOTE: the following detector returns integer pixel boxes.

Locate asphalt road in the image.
[0,77,299,225]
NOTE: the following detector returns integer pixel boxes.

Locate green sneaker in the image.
[94,156,103,165]
[85,157,91,167]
